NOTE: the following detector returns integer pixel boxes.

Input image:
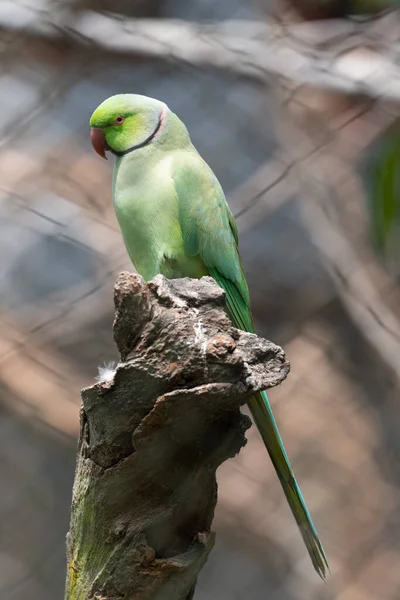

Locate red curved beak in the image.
[90,127,107,159]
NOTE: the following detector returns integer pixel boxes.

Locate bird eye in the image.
[114,115,125,125]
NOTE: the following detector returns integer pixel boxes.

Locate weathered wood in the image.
[65,272,289,600]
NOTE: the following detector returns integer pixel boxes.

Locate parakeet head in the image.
[89,94,167,159]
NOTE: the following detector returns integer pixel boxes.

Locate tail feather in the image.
[207,267,329,576]
[248,390,329,579]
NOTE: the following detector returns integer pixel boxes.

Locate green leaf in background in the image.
[363,124,400,272]
[351,0,399,14]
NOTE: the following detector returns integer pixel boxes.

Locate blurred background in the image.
[1,0,400,598]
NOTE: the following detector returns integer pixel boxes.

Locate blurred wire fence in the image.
[1,1,400,599]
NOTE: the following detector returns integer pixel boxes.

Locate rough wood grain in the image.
[65,272,289,600]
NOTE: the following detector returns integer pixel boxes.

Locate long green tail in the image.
[248,389,329,579]
[208,268,329,577]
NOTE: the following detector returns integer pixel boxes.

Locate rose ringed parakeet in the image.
[90,94,329,578]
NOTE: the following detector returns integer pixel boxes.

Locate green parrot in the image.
[89,94,329,579]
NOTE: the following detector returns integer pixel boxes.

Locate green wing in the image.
[172,151,254,333]
[172,151,329,579]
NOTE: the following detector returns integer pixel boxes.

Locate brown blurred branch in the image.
[269,83,400,379]
[65,272,289,600]
[300,182,400,377]
[2,4,400,100]
[0,320,81,435]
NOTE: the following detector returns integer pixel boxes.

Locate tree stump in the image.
[65,273,289,600]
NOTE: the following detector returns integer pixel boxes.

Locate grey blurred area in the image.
[1,1,400,599]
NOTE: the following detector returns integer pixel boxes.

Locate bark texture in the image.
[65,272,290,600]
